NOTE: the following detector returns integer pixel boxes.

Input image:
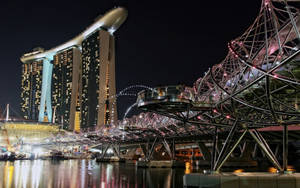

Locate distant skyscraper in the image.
[20,7,127,131]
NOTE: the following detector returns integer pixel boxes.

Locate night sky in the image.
[0,0,263,119]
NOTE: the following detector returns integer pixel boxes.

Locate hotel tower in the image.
[20,7,127,131]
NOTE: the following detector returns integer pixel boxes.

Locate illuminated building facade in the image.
[81,30,117,130]
[20,7,127,131]
[20,58,44,120]
[52,48,81,129]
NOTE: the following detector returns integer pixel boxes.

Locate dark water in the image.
[0,160,188,188]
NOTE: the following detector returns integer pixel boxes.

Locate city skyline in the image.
[20,8,126,130]
[1,1,300,185]
[0,0,268,119]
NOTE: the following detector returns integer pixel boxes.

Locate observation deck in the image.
[20,7,127,62]
[137,85,213,113]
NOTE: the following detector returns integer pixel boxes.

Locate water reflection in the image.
[0,160,185,188]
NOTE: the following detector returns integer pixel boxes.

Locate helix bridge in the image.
[35,0,300,172]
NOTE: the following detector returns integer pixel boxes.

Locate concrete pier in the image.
[183,172,300,188]
[191,160,257,167]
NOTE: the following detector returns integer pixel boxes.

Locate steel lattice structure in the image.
[134,0,300,172]
[41,0,300,173]
[194,0,300,127]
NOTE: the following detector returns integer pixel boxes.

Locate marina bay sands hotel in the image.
[20,8,127,131]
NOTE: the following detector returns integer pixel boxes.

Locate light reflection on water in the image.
[0,160,185,188]
[1,160,298,187]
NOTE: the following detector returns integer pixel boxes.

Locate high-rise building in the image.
[20,7,127,131]
[52,47,81,130]
[81,30,117,130]
[21,57,44,120]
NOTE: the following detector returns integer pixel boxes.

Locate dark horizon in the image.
[0,0,271,119]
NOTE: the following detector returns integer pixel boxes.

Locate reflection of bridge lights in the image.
[226,115,230,119]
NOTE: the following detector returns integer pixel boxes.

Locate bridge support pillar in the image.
[214,130,247,172]
[100,144,110,159]
[146,137,158,161]
[213,119,238,172]
[248,128,283,172]
[162,139,173,160]
[142,137,176,161]
[283,124,289,172]
[112,144,120,158]
[172,138,176,160]
[211,126,218,171]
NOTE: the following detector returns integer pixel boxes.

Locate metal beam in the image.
[283,124,288,171]
[248,129,283,172]
[211,126,218,171]
[140,144,148,158]
[101,144,110,159]
[285,2,300,39]
[112,145,120,158]
[172,138,175,160]
[147,137,158,161]
[254,129,280,165]
[213,119,238,170]
[215,130,247,172]
[162,139,173,159]
[197,142,211,161]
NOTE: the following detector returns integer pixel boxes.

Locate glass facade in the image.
[52,48,74,129]
[81,31,100,130]
[20,60,43,120]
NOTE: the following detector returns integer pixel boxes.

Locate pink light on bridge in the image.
[264,0,271,6]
